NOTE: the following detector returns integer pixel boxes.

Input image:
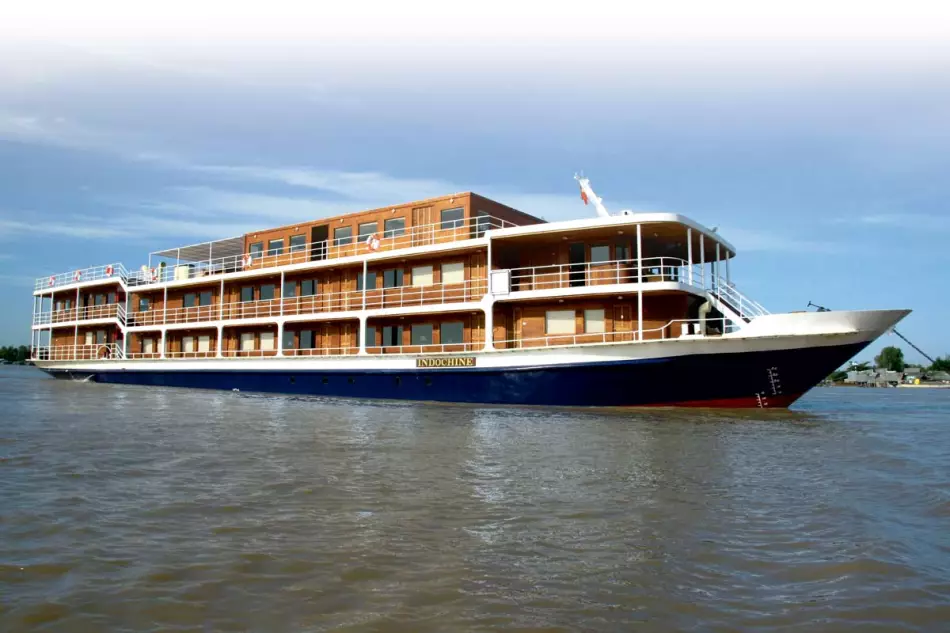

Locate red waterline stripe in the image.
[644,393,804,409]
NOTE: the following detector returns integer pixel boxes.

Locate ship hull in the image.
[41,339,869,409]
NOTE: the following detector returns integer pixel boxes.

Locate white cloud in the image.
[859,213,950,230]
[0,218,131,240]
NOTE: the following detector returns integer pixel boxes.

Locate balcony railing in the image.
[34,303,125,326]
[506,256,688,292]
[122,214,520,287]
[35,263,127,292]
[493,318,739,350]
[125,279,487,328]
[32,343,125,361]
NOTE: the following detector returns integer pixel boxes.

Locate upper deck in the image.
[35,192,543,293]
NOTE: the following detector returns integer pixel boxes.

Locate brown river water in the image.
[1,366,949,632]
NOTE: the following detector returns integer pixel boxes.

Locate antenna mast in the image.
[574,173,611,219]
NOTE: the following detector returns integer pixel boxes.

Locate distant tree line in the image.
[0,345,30,363]
[827,346,950,382]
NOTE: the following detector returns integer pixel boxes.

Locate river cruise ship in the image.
[30,176,909,408]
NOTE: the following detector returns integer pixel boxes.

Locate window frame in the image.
[440,207,464,230]
[259,284,276,301]
[384,217,406,238]
[545,309,577,335]
[411,323,433,346]
[240,287,255,303]
[183,292,196,309]
[300,279,317,297]
[334,226,353,246]
[590,244,611,263]
[267,238,284,256]
[249,242,264,258]
[383,268,404,289]
[411,265,433,287]
[357,271,377,291]
[283,280,297,298]
[441,261,464,285]
[358,221,378,241]
[199,291,213,307]
[441,321,464,345]
[289,234,306,253]
[584,308,606,334]
[364,325,377,348]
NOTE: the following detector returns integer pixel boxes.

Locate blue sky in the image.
[2,1,949,363]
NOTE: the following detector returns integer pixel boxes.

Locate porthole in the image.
[322,377,329,385]
[348,377,355,385]
[289,376,296,385]
[424,377,432,387]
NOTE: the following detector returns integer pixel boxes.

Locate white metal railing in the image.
[32,343,125,361]
[124,279,488,328]
[35,263,128,291]
[33,303,125,327]
[281,346,360,357]
[364,341,481,355]
[494,317,739,350]
[507,257,688,292]
[710,276,770,320]
[122,214,521,287]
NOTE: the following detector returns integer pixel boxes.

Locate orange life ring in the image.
[73,270,82,282]
[105,265,114,277]
[48,276,55,287]
[243,254,253,268]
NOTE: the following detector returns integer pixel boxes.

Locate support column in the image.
[219,277,225,320]
[686,228,693,285]
[482,302,495,351]
[636,223,643,342]
[699,235,706,289]
[216,325,224,358]
[726,251,731,286]
[162,286,168,325]
[74,286,80,351]
[277,321,284,356]
[279,271,285,316]
[160,328,166,359]
[358,314,368,355]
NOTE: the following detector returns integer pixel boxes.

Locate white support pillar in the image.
[483,237,495,351]
[358,314,368,355]
[74,287,80,348]
[699,235,706,289]
[162,286,168,326]
[715,242,720,295]
[686,228,693,286]
[219,277,225,320]
[725,251,731,286]
[361,259,368,311]
[216,325,223,358]
[160,328,166,359]
[277,321,284,356]
[279,271,285,316]
[636,223,643,342]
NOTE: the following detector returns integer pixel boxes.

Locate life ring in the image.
[149,268,158,282]
[48,275,55,287]
[97,345,111,359]
[243,254,253,268]
[365,233,380,252]
[73,270,82,282]
[105,265,114,277]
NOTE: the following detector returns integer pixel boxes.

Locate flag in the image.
[580,189,589,205]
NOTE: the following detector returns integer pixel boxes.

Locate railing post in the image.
[216,325,223,358]
[700,235,705,289]
[636,223,643,342]
[687,228,693,286]
[358,314,367,356]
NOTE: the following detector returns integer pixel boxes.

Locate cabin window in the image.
[358,221,378,242]
[283,330,296,350]
[143,337,154,354]
[260,332,275,351]
[441,321,464,345]
[95,294,106,306]
[411,265,433,287]
[283,280,296,298]
[260,284,276,301]
[96,330,106,345]
[267,239,284,256]
[199,291,212,306]
[584,309,606,334]
[383,269,404,288]
[198,335,211,353]
[183,336,195,353]
[357,271,377,291]
[441,262,464,285]
[364,326,377,348]
[240,332,256,351]
[249,242,264,258]
[241,287,254,303]
[384,217,405,238]
[546,310,576,335]
[474,210,492,237]
[139,297,150,312]
[616,244,631,261]
[335,226,353,246]
[107,292,116,304]
[301,279,317,296]
[382,325,403,347]
[300,330,315,349]
[411,324,433,346]
[289,234,306,253]
[183,293,196,308]
[440,207,464,230]
[85,331,94,345]
[590,245,610,263]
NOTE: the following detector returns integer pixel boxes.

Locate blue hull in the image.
[45,341,868,408]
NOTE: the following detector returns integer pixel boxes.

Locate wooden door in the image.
[411,206,433,247]
[613,304,633,342]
